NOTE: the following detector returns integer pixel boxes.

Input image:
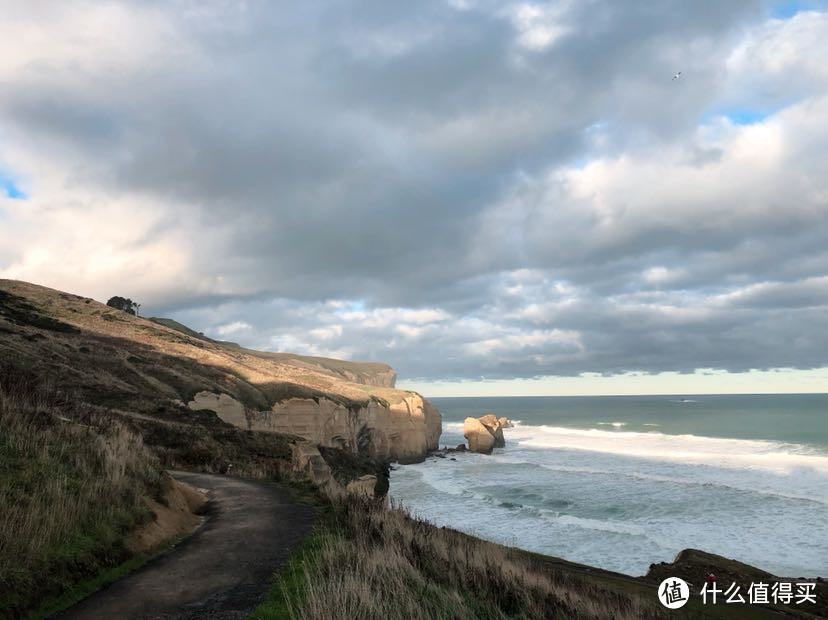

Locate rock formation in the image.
[464,417,495,454]
[187,390,440,464]
[0,279,441,465]
[463,414,511,454]
[345,474,379,498]
[478,414,506,448]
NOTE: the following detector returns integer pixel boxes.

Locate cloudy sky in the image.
[2,0,828,395]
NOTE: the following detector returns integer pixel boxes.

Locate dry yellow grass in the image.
[268,497,664,620]
[0,364,164,617]
[0,279,404,408]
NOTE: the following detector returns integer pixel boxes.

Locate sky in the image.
[1,0,827,396]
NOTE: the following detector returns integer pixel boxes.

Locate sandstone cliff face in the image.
[0,279,440,466]
[189,390,441,464]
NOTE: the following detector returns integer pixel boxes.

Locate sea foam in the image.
[399,421,828,576]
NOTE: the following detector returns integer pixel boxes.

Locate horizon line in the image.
[419,390,828,398]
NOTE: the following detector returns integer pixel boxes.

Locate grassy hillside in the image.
[149,316,397,387]
[0,281,387,617]
[0,363,164,618]
[253,494,825,620]
[0,280,412,422]
[253,496,664,620]
[2,280,818,620]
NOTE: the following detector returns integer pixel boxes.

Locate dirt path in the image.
[58,472,315,620]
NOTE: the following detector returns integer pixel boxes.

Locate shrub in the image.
[106,296,138,315]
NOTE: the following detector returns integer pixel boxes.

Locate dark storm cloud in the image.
[1,0,827,381]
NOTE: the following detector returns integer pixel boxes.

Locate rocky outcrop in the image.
[289,442,384,499]
[290,442,336,490]
[188,390,441,464]
[188,392,247,427]
[478,414,506,448]
[345,475,378,498]
[463,414,511,454]
[464,417,495,454]
[0,280,438,468]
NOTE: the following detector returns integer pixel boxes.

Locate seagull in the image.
[672,71,682,80]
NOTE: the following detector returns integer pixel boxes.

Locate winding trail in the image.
[59,471,315,620]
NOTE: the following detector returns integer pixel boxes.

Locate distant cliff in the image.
[148,317,398,388]
[0,280,439,464]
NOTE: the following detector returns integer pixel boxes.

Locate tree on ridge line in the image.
[106,296,140,316]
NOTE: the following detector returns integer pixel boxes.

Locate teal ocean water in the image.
[389,394,828,577]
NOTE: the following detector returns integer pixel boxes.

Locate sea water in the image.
[389,395,828,577]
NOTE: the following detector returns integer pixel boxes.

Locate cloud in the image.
[215,321,252,337]
[1,0,827,382]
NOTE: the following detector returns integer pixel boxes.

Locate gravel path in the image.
[58,471,314,619]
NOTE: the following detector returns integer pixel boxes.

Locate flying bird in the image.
[672,71,682,80]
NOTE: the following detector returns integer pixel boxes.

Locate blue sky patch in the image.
[770,0,826,19]
[0,173,27,200]
[722,108,770,125]
[702,105,779,126]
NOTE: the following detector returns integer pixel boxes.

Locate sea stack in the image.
[463,414,511,454]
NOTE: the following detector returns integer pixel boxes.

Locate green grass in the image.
[249,528,331,620]
[31,522,204,619]
[0,364,163,618]
[31,551,152,619]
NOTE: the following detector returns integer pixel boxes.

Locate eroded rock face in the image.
[464,417,495,454]
[289,443,384,499]
[291,442,336,490]
[188,390,441,464]
[478,414,505,449]
[463,414,511,454]
[346,475,378,498]
[188,392,247,427]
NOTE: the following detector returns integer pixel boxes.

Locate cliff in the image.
[147,317,398,388]
[0,280,440,464]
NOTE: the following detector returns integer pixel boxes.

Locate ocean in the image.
[389,394,828,577]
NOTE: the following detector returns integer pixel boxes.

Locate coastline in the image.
[3,280,825,618]
[395,398,828,581]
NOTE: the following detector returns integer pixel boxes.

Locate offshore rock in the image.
[478,414,506,448]
[464,417,496,454]
[463,414,511,454]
